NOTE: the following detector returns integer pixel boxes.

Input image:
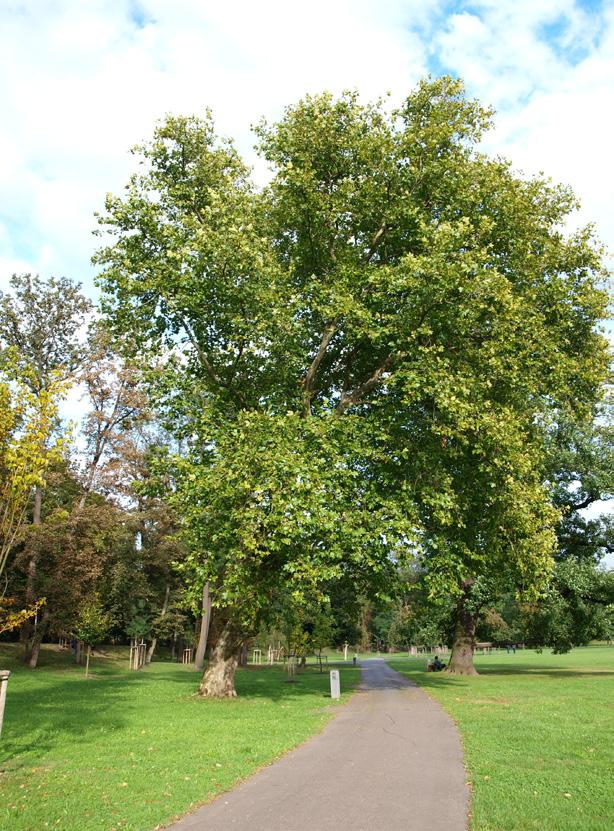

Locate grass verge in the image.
[0,643,359,831]
[387,646,614,831]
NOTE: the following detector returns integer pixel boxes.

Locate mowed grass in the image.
[0,643,359,831]
[388,646,614,831]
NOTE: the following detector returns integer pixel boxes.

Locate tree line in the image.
[1,77,612,694]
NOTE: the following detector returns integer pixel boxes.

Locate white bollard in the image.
[330,669,341,700]
[0,670,11,738]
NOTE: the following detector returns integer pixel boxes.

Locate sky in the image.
[1,0,613,299]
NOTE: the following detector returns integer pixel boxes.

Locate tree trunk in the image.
[85,645,91,678]
[21,487,43,664]
[194,582,211,671]
[199,615,243,698]
[23,607,49,669]
[146,583,170,664]
[446,581,478,676]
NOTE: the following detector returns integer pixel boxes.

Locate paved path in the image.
[168,659,469,831]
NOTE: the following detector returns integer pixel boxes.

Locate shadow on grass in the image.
[386,659,614,690]
[0,647,355,771]
[235,663,358,702]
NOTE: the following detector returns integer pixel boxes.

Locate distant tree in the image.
[0,274,92,666]
[0,353,65,583]
[0,274,92,394]
[518,560,613,652]
[74,594,112,677]
[77,326,149,510]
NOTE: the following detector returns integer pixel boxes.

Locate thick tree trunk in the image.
[194,582,211,671]
[446,581,478,676]
[199,615,243,698]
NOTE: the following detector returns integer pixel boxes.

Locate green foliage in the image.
[73,594,112,646]
[546,402,614,563]
[0,273,92,393]
[170,410,414,633]
[520,560,614,652]
[95,77,609,653]
[125,600,151,641]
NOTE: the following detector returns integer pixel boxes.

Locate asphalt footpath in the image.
[167,658,469,831]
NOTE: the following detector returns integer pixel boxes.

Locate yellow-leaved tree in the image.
[0,353,65,631]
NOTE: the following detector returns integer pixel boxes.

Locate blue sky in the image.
[1,1,612,556]
[1,0,613,299]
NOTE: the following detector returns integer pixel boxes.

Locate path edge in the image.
[158,665,362,830]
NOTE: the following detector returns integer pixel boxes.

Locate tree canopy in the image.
[94,77,610,689]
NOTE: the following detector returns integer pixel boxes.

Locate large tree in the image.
[95,77,609,690]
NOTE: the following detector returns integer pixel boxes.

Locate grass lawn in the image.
[0,643,359,831]
[387,646,614,831]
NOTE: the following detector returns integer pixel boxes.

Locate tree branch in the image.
[336,352,401,415]
[365,222,387,263]
[569,494,600,512]
[301,322,337,416]
[180,316,247,407]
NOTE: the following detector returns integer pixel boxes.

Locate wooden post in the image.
[0,670,10,738]
[286,655,296,682]
[130,639,143,671]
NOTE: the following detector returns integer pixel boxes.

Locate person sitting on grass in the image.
[432,655,446,671]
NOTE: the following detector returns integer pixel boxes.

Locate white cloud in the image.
[0,0,612,288]
[434,1,614,253]
[0,0,436,293]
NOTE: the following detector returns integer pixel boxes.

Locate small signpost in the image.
[330,669,341,700]
[0,670,10,738]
